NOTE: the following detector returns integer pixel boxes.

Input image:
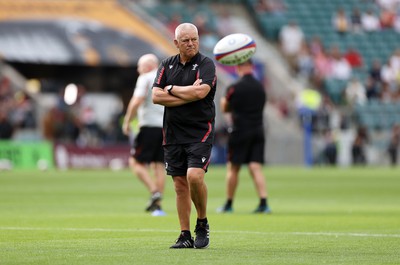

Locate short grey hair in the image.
[175,23,198,39]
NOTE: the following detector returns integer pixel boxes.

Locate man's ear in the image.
[173,39,179,48]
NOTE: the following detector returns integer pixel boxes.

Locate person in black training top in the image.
[152,23,217,249]
[218,59,271,214]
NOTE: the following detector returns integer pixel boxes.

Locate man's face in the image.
[175,28,199,61]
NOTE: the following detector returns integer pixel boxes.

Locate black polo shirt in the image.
[225,74,266,133]
[153,52,217,145]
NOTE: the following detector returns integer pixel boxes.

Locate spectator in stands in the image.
[392,12,400,32]
[296,41,314,80]
[361,9,381,32]
[255,0,286,16]
[41,105,66,141]
[216,9,234,38]
[379,8,396,28]
[329,45,352,80]
[365,76,381,101]
[309,35,324,56]
[393,85,400,101]
[369,59,382,84]
[279,21,304,67]
[11,91,36,129]
[313,46,332,80]
[167,14,183,35]
[350,7,363,33]
[389,48,400,80]
[0,77,13,116]
[332,8,350,35]
[380,59,397,90]
[345,47,364,68]
[376,0,398,11]
[344,47,364,69]
[77,105,102,147]
[193,13,219,54]
[319,129,338,165]
[352,126,369,165]
[345,77,367,106]
[387,124,400,166]
[380,82,395,102]
[0,110,13,139]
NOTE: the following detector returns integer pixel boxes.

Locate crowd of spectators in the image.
[40,84,127,147]
[0,72,127,146]
[0,75,36,140]
[331,0,400,34]
[275,1,400,106]
[273,0,400,165]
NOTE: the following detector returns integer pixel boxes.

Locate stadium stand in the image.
[246,0,400,116]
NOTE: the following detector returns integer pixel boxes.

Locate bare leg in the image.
[153,162,166,194]
[248,162,267,198]
[130,157,157,193]
[187,168,207,219]
[226,162,241,200]
[173,176,191,231]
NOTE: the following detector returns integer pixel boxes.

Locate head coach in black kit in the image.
[152,23,217,249]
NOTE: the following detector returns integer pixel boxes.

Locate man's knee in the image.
[187,168,205,184]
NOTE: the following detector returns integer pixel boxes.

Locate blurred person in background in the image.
[387,124,400,166]
[0,77,14,139]
[218,59,271,214]
[345,77,367,106]
[352,126,369,165]
[122,54,166,216]
[350,7,363,33]
[344,47,363,69]
[329,45,352,80]
[152,23,217,249]
[332,7,350,35]
[361,9,381,32]
[0,110,13,139]
[279,20,304,68]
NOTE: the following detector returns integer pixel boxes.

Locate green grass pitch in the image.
[1,166,399,265]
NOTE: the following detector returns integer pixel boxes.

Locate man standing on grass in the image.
[218,59,271,214]
[122,54,166,216]
[152,23,217,249]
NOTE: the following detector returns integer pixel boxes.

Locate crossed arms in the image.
[152,79,211,107]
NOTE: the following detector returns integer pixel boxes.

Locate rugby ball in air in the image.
[213,33,256,66]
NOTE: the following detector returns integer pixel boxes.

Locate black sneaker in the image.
[194,223,209,249]
[170,233,194,249]
[216,204,233,213]
[145,192,161,212]
[253,205,272,214]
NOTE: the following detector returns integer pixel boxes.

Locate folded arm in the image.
[152,79,210,107]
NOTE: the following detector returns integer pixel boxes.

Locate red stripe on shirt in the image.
[201,121,212,142]
[156,66,165,84]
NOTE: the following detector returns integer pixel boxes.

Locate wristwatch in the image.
[167,85,174,95]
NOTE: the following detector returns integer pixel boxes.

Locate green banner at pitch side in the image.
[0,141,54,169]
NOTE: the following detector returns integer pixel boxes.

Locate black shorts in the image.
[163,142,212,176]
[131,127,164,163]
[227,129,265,165]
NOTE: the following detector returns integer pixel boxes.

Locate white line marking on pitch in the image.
[1,227,400,238]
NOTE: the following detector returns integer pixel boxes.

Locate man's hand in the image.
[122,119,131,136]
